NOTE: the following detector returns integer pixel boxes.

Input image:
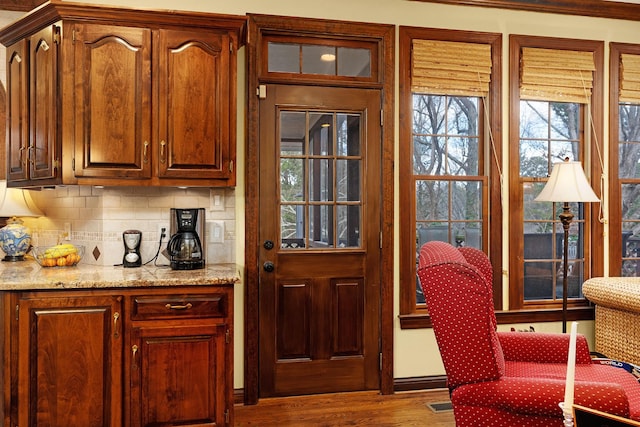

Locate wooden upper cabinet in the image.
[5,25,60,185]
[0,3,246,187]
[73,24,153,179]
[157,29,232,180]
[5,39,28,182]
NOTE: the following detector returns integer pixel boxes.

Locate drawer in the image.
[131,294,227,320]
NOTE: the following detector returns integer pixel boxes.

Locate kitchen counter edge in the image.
[0,262,240,291]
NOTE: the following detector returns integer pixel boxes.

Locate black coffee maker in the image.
[167,208,205,270]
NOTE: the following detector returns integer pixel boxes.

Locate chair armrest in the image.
[497,331,592,364]
[453,377,630,418]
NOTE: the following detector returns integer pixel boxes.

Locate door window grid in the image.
[279,110,363,250]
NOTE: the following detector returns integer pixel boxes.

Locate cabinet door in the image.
[29,25,60,182]
[128,323,229,427]
[17,295,123,427]
[73,23,152,179]
[5,39,29,182]
[156,29,233,181]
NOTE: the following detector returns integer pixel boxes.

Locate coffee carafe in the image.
[167,208,205,270]
[123,230,142,268]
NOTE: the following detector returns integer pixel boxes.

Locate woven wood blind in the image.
[411,39,492,97]
[520,47,594,104]
[620,53,640,103]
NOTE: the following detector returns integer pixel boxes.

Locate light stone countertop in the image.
[0,261,240,291]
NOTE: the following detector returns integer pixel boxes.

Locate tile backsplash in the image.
[18,185,236,267]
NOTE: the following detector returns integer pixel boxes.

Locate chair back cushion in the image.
[418,241,504,388]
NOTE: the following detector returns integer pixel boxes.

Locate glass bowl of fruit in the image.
[32,244,84,267]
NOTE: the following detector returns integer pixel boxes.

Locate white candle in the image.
[564,321,578,414]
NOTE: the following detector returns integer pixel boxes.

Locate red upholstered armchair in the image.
[417,241,640,427]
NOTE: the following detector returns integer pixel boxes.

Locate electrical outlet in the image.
[63,223,71,241]
[157,223,169,240]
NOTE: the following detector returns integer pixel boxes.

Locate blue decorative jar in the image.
[0,217,32,261]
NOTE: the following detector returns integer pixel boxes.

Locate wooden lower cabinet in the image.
[1,285,233,427]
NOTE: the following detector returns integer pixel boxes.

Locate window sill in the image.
[399,306,595,329]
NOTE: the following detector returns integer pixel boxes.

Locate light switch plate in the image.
[209,189,224,211]
[209,220,224,243]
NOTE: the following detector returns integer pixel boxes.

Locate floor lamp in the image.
[535,159,599,333]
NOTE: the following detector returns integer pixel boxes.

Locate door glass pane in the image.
[337,113,360,156]
[280,111,306,155]
[268,42,299,73]
[309,204,332,247]
[309,113,333,155]
[309,159,332,202]
[337,160,360,202]
[338,47,370,77]
[280,109,362,250]
[302,45,336,75]
[280,158,304,202]
[337,205,360,247]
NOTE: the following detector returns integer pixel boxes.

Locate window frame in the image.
[508,35,605,311]
[398,27,503,329]
[609,42,640,276]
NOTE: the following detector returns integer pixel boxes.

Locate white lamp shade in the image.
[535,161,599,203]
[0,181,43,217]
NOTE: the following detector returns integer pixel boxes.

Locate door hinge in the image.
[225,329,230,344]
[225,408,230,424]
[379,352,383,371]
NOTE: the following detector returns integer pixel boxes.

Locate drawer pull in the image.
[165,302,193,310]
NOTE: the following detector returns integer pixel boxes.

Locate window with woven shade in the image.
[610,45,640,277]
[520,47,595,104]
[399,27,502,326]
[509,35,603,312]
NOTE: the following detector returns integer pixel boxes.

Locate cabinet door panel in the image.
[157,29,231,180]
[29,25,59,181]
[73,23,152,179]
[6,39,29,182]
[129,323,228,427]
[17,295,122,427]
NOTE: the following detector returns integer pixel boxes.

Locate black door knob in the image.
[264,240,274,250]
[263,261,275,272]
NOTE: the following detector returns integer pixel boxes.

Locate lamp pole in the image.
[559,202,574,334]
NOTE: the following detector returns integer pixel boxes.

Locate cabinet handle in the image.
[132,345,138,369]
[143,141,149,164]
[165,302,193,310]
[160,140,166,164]
[113,312,120,339]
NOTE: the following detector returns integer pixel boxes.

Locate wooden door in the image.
[259,85,382,397]
[156,29,233,181]
[73,23,152,179]
[17,294,122,427]
[128,323,228,427]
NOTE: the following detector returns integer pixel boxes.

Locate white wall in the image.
[5,0,639,389]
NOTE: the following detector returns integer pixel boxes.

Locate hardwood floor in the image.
[234,389,456,426]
